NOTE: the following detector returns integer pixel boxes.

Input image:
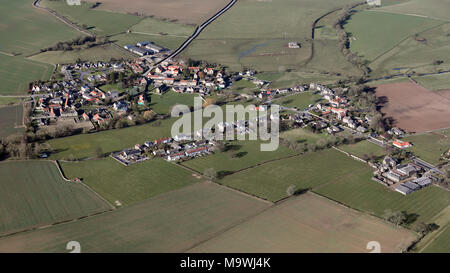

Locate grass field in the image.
[47,118,176,160]
[131,17,195,37]
[280,127,330,144]
[0,54,54,95]
[0,161,110,236]
[0,105,24,138]
[41,0,143,37]
[182,140,296,175]
[219,149,374,202]
[423,225,450,253]
[346,11,442,61]
[182,0,360,74]
[404,129,450,165]
[61,158,198,205]
[150,92,198,115]
[0,182,270,252]
[85,0,230,25]
[0,97,22,106]
[190,193,417,253]
[315,180,450,226]
[339,140,386,160]
[277,92,322,110]
[28,44,135,65]
[376,0,450,21]
[413,73,450,91]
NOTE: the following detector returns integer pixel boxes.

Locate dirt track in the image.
[375,81,450,133]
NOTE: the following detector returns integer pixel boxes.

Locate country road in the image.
[145,0,238,74]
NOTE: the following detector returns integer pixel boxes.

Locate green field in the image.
[413,73,450,91]
[0,97,22,106]
[404,129,450,165]
[130,17,195,37]
[339,140,386,160]
[61,158,198,205]
[376,0,450,21]
[423,225,450,253]
[47,118,176,160]
[277,92,322,110]
[0,105,24,138]
[40,0,142,36]
[0,182,270,252]
[0,161,111,236]
[28,44,135,65]
[280,127,330,144]
[256,71,344,89]
[315,179,450,226]
[346,11,442,61]
[182,140,296,175]
[0,54,54,95]
[183,0,360,74]
[220,149,374,202]
[150,92,198,115]
[190,193,417,253]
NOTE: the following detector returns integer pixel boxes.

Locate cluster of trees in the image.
[0,134,51,160]
[40,36,109,52]
[333,6,370,75]
[98,111,156,131]
[280,135,360,154]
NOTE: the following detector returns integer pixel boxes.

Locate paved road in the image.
[145,0,237,74]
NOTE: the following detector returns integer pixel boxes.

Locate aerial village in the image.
[25,40,438,196]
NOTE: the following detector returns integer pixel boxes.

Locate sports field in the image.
[190,193,417,253]
[0,104,24,138]
[277,92,322,110]
[219,149,374,202]
[0,182,270,252]
[61,158,198,205]
[183,0,360,73]
[0,161,111,236]
[85,0,230,24]
[404,129,450,165]
[182,140,296,175]
[28,44,135,65]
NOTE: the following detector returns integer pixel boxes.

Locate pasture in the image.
[376,0,450,21]
[181,140,296,175]
[0,105,24,138]
[423,226,450,253]
[183,0,360,74]
[0,55,54,95]
[0,182,270,252]
[374,81,450,133]
[85,0,231,24]
[315,179,450,226]
[279,127,330,144]
[368,22,450,78]
[40,0,142,36]
[277,92,322,110]
[413,73,450,91]
[339,140,386,160]
[149,92,198,115]
[61,158,198,205]
[190,193,417,253]
[219,149,374,202]
[404,129,450,165]
[47,118,176,160]
[0,161,111,236]
[28,44,135,65]
[346,11,442,61]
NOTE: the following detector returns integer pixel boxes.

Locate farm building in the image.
[393,140,412,149]
[412,176,432,187]
[395,185,413,195]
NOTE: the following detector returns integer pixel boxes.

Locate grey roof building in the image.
[395,185,413,195]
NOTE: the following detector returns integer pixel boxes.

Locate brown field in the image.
[436,90,450,100]
[375,81,450,133]
[189,193,417,253]
[85,0,230,24]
